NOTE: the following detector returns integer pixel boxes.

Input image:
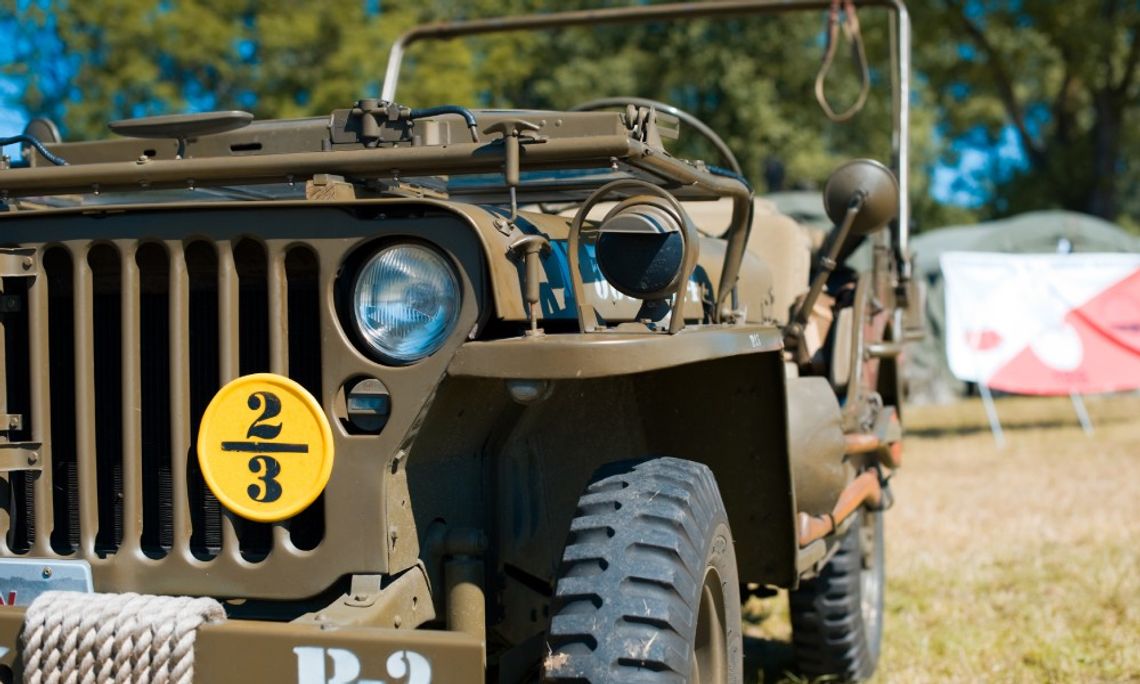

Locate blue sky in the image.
[0,101,28,162]
[0,17,29,160]
[0,16,19,126]
[930,125,1028,208]
[0,84,23,135]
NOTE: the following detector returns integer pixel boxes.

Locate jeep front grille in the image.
[0,238,337,595]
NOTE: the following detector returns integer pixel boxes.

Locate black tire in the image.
[789,510,885,682]
[544,457,743,683]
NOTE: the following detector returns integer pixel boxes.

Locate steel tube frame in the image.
[381,0,912,277]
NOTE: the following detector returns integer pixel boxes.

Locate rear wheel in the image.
[544,457,743,683]
[789,510,885,682]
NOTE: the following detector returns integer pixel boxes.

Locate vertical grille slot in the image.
[7,468,35,554]
[89,245,123,554]
[137,243,173,557]
[3,272,35,553]
[186,241,222,559]
[235,239,270,377]
[232,239,272,560]
[285,246,324,551]
[0,267,12,549]
[44,247,79,555]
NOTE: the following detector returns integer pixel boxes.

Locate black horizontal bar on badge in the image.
[220,441,310,453]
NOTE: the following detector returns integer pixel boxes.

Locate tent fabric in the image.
[904,211,1140,403]
[913,211,1140,273]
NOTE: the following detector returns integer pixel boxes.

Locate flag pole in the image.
[978,382,1006,449]
[1069,392,1094,436]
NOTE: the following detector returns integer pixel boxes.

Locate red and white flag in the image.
[941,252,1140,395]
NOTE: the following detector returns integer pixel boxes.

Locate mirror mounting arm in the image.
[786,158,899,354]
[785,193,865,356]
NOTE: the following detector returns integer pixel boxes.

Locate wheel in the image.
[789,510,885,682]
[544,457,743,683]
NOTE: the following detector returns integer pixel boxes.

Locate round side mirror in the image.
[823,159,899,236]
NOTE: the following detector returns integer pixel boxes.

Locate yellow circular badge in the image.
[197,373,334,522]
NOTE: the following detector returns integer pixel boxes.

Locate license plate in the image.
[0,558,93,607]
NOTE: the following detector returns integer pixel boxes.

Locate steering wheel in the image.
[570,97,744,177]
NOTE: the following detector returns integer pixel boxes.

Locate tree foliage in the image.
[0,1,950,222]
[916,1,1140,222]
[415,4,961,229]
[11,1,1133,228]
[1,0,404,131]
[388,6,896,184]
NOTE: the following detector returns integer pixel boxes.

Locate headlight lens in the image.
[353,244,461,363]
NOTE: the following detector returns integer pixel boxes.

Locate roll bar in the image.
[380,0,912,279]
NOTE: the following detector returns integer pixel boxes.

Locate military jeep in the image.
[0,1,915,682]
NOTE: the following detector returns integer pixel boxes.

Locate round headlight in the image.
[595,198,688,300]
[353,244,461,364]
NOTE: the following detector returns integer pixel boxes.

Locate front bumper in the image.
[0,606,485,683]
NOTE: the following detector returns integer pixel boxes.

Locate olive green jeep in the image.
[0,1,917,682]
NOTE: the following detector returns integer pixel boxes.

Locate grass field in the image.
[743,394,1140,683]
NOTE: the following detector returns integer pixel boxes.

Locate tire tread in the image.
[789,512,883,682]
[545,457,739,683]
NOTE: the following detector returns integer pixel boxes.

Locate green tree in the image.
[4,0,254,138]
[916,1,1140,222]
[394,3,959,229]
[3,0,964,228]
[1,0,423,137]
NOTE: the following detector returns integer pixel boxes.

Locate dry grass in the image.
[744,394,1140,683]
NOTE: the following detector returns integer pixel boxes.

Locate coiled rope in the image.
[815,0,871,123]
[22,591,225,684]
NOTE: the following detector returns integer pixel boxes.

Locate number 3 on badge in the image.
[247,455,283,503]
[197,374,335,522]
